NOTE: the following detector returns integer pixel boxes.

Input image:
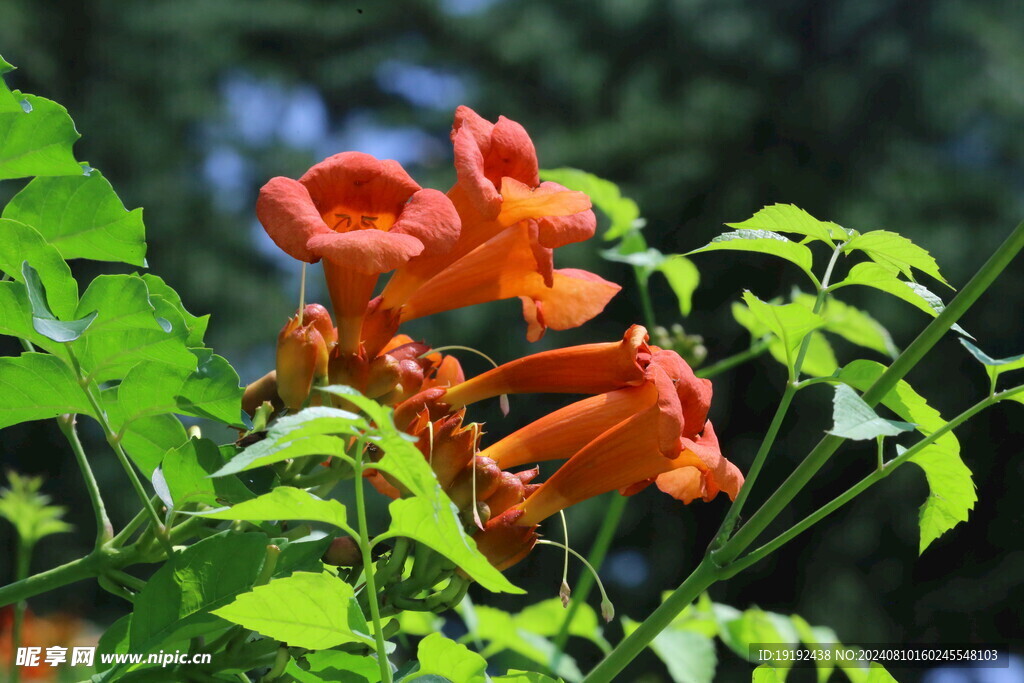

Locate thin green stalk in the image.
[9,539,32,683]
[724,388,1017,577]
[710,243,843,550]
[696,338,771,379]
[109,496,160,548]
[67,347,174,558]
[714,218,1024,567]
[353,437,393,683]
[56,414,113,545]
[0,551,103,608]
[634,268,657,330]
[552,493,626,657]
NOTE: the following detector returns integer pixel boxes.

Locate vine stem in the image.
[56,414,113,546]
[352,436,393,683]
[583,221,1024,682]
[66,347,174,558]
[9,538,32,683]
[710,242,844,550]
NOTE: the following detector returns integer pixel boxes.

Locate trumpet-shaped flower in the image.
[257,151,460,354]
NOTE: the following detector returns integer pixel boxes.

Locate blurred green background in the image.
[1,0,1022,680]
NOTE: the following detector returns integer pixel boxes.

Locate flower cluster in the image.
[247,106,743,571]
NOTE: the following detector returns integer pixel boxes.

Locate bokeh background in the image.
[1,0,1022,680]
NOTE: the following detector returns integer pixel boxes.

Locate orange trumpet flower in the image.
[257,151,460,354]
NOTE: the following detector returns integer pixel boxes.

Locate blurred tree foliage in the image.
[1,0,1021,679]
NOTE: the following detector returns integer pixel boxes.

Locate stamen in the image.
[535,539,615,622]
[426,419,435,466]
[333,213,352,230]
[469,425,484,530]
[558,510,571,607]
[297,262,307,325]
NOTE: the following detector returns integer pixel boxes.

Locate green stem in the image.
[0,551,103,608]
[582,559,721,683]
[109,496,160,548]
[57,414,113,545]
[713,218,1024,567]
[9,540,32,683]
[552,493,626,657]
[67,347,174,558]
[725,389,1015,577]
[696,338,771,380]
[353,437,393,683]
[634,269,657,330]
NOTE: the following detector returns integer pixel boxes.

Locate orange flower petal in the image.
[498,177,592,227]
[299,151,420,218]
[391,188,461,254]
[308,229,424,275]
[519,268,621,342]
[536,204,598,248]
[256,176,332,263]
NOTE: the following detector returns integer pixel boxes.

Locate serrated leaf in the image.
[793,292,896,358]
[688,230,815,280]
[658,256,700,317]
[160,437,252,508]
[539,167,639,241]
[0,353,91,429]
[843,230,948,287]
[411,633,487,683]
[212,571,374,650]
[0,92,81,179]
[141,274,208,347]
[0,219,79,319]
[828,384,914,440]
[3,170,146,265]
[727,204,846,246]
[117,532,270,682]
[385,497,523,594]
[900,444,976,555]
[69,274,196,383]
[0,57,20,112]
[838,360,975,552]
[197,486,352,533]
[740,292,825,371]
[623,616,716,683]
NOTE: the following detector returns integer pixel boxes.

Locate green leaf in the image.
[727,204,846,246]
[198,486,352,534]
[790,614,837,683]
[843,230,948,287]
[833,263,969,337]
[0,472,73,545]
[658,256,700,317]
[141,274,208,347]
[0,219,79,319]
[960,339,1024,388]
[838,360,975,552]
[120,414,188,477]
[0,57,20,112]
[286,651,381,683]
[463,605,580,681]
[69,274,196,383]
[515,598,610,653]
[688,230,815,280]
[740,292,825,371]
[0,353,91,429]
[793,292,896,358]
[623,616,716,683]
[385,497,522,594]
[2,170,146,265]
[0,93,81,179]
[828,384,914,440]
[212,571,374,649]
[212,407,366,476]
[127,532,269,663]
[492,672,561,683]
[94,615,131,674]
[410,633,488,683]
[539,167,640,240]
[175,351,244,426]
[734,300,836,377]
[0,280,69,354]
[752,666,780,683]
[715,606,798,663]
[397,610,444,637]
[160,437,252,508]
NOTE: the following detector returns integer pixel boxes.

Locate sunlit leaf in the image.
[689,230,815,280]
[740,292,825,371]
[142,274,208,347]
[0,56,20,113]
[397,610,444,637]
[160,437,252,508]
[212,571,374,650]
[843,230,948,287]
[492,672,561,683]
[0,471,72,545]
[790,614,838,683]
[174,351,244,426]
[539,167,640,240]
[197,486,352,534]
[793,292,896,358]
[727,204,846,246]
[462,605,580,681]
[0,93,81,179]
[411,632,488,683]
[828,384,914,440]
[3,170,146,266]
[286,651,381,683]
[658,256,700,317]
[0,353,91,429]
[515,598,610,653]
[120,414,189,477]
[0,219,79,319]
[752,666,780,683]
[0,281,70,354]
[839,360,975,552]
[960,339,1024,389]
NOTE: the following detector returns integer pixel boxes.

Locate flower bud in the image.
[301,303,337,348]
[447,456,502,509]
[483,471,527,517]
[472,508,538,571]
[276,316,329,410]
[323,536,362,567]
[365,354,402,399]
